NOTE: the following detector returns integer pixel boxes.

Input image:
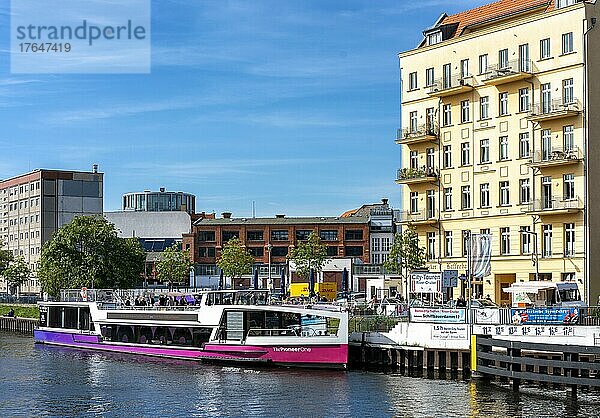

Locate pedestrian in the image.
[7,308,15,317]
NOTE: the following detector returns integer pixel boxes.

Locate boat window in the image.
[79,307,92,330]
[101,324,212,347]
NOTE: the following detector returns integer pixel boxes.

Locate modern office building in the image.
[0,168,104,294]
[122,188,196,214]
[397,0,600,304]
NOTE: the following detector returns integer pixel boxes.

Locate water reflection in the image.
[1,332,600,417]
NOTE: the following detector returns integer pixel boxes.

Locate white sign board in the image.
[432,324,468,340]
[410,272,442,293]
[473,324,582,338]
[473,308,500,324]
[410,308,465,323]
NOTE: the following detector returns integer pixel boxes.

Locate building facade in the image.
[183,213,370,290]
[122,188,196,214]
[397,0,600,304]
[0,168,104,294]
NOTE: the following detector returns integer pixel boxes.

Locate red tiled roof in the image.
[441,0,554,39]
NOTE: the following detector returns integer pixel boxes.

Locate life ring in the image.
[80,287,88,301]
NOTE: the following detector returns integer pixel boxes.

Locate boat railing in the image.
[246,328,300,337]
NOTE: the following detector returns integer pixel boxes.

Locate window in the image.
[246,230,263,241]
[479,54,488,74]
[480,96,489,120]
[222,231,239,242]
[443,63,451,89]
[327,246,338,256]
[247,247,264,257]
[563,125,574,150]
[499,92,509,116]
[480,139,490,164]
[556,0,576,8]
[426,68,435,87]
[410,151,418,170]
[562,32,573,54]
[519,88,529,112]
[500,227,510,255]
[426,107,435,130]
[519,43,530,72]
[445,231,453,257]
[461,186,471,210]
[426,190,435,219]
[409,111,418,132]
[498,48,509,69]
[443,104,452,126]
[295,230,312,241]
[480,183,490,208]
[520,179,531,204]
[426,148,435,169]
[444,187,453,211]
[462,230,470,256]
[519,133,530,158]
[542,225,552,258]
[563,78,574,104]
[371,237,380,252]
[541,83,551,113]
[542,176,553,209]
[271,247,288,257]
[521,226,532,255]
[541,129,552,160]
[345,246,363,257]
[461,142,470,166]
[564,173,575,200]
[345,230,363,241]
[540,38,551,59]
[409,72,418,90]
[565,223,575,257]
[500,181,510,206]
[443,145,452,168]
[461,100,470,123]
[271,230,289,241]
[381,238,391,252]
[427,232,436,260]
[198,247,216,258]
[460,59,469,78]
[427,31,442,46]
[410,192,419,213]
[499,136,509,160]
[319,230,338,241]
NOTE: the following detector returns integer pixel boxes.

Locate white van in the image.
[503,282,586,308]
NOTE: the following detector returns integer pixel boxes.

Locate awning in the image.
[503,284,554,293]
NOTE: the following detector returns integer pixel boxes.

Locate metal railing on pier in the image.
[349,315,404,333]
[0,317,38,334]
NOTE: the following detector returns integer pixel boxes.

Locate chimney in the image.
[275,214,285,218]
[222,212,232,219]
[92,164,98,173]
[381,198,389,206]
[159,187,166,193]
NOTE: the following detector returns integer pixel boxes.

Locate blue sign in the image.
[442,270,458,288]
[510,307,579,325]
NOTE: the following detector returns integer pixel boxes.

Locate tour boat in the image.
[34,289,348,369]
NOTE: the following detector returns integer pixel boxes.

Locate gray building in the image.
[0,167,104,294]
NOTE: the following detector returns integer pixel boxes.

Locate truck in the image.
[503,281,586,308]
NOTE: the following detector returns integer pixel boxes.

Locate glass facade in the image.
[123,190,196,214]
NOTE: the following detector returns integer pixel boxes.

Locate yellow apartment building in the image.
[396,0,600,305]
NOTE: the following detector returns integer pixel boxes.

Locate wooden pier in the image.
[0,317,38,334]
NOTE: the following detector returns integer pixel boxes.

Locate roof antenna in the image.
[252,201,256,218]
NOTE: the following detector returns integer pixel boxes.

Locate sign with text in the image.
[410,308,466,323]
[410,272,442,293]
[511,308,579,325]
[432,324,468,340]
[442,270,458,288]
[474,324,581,338]
[473,308,500,324]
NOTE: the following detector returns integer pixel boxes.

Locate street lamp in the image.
[519,228,539,281]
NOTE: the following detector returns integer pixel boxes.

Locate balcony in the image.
[527,99,581,122]
[399,209,439,225]
[528,146,582,168]
[482,59,534,86]
[396,123,439,145]
[427,75,474,98]
[396,166,438,185]
[525,197,583,216]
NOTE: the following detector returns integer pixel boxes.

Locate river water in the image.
[1,332,599,417]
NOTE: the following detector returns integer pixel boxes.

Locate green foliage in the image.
[217,238,254,279]
[156,243,193,285]
[0,239,13,276]
[38,216,145,297]
[0,304,39,319]
[384,227,426,276]
[3,256,31,294]
[289,231,328,281]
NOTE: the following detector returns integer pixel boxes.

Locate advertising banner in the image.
[473,308,500,324]
[410,308,466,323]
[410,272,442,293]
[510,307,579,325]
[471,234,492,278]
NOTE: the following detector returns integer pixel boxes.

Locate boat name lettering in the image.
[272,347,312,353]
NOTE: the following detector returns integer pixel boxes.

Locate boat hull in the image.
[34,329,348,369]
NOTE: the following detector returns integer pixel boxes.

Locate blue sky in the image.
[0,0,487,216]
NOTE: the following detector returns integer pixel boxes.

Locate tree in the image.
[3,256,31,296]
[384,227,426,277]
[38,216,145,298]
[0,239,13,276]
[288,231,328,281]
[217,238,254,281]
[156,243,193,286]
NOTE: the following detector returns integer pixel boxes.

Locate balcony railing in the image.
[525,196,582,213]
[483,59,534,84]
[397,123,439,144]
[427,74,474,97]
[399,209,439,224]
[396,166,438,184]
[530,146,582,166]
[528,98,581,121]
